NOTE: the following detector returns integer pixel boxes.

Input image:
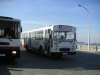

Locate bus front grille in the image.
[60,48,70,51]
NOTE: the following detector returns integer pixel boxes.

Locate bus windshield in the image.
[54,31,75,41]
[0,20,20,39]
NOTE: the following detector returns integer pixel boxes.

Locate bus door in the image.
[28,32,32,48]
[44,29,51,55]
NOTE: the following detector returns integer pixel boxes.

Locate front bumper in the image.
[50,52,76,55]
[0,47,20,58]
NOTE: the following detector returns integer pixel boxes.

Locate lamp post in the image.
[78,4,90,51]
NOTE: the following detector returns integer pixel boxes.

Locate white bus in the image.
[21,25,76,57]
[0,16,22,59]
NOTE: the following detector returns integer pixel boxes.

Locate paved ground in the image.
[0,48,100,75]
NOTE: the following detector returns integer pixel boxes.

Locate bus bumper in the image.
[0,47,20,58]
[50,52,76,56]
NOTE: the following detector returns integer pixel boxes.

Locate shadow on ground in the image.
[0,48,100,75]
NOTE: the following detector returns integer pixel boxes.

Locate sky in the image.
[0,0,100,43]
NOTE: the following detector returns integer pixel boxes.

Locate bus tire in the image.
[39,47,44,56]
[26,44,30,52]
[47,50,50,56]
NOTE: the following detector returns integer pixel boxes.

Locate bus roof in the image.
[22,25,76,33]
[0,16,20,22]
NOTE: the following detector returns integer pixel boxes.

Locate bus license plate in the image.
[0,54,5,56]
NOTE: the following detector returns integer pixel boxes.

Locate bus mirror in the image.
[49,34,52,39]
[21,27,22,32]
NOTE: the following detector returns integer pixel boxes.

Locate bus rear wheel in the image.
[26,45,30,52]
[39,47,44,56]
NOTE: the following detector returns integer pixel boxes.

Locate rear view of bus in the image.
[50,25,76,56]
[0,16,22,59]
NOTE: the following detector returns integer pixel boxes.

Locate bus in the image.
[21,25,76,57]
[0,16,22,59]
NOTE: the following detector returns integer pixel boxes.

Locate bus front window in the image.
[54,31,75,41]
[66,32,74,40]
[0,20,20,39]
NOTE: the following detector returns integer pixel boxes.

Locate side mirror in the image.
[21,27,22,32]
[49,34,52,39]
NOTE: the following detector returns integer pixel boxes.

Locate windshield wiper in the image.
[6,36,12,41]
[8,38,12,41]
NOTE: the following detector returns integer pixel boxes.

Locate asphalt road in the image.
[0,48,100,75]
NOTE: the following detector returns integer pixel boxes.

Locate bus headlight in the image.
[12,51,17,54]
